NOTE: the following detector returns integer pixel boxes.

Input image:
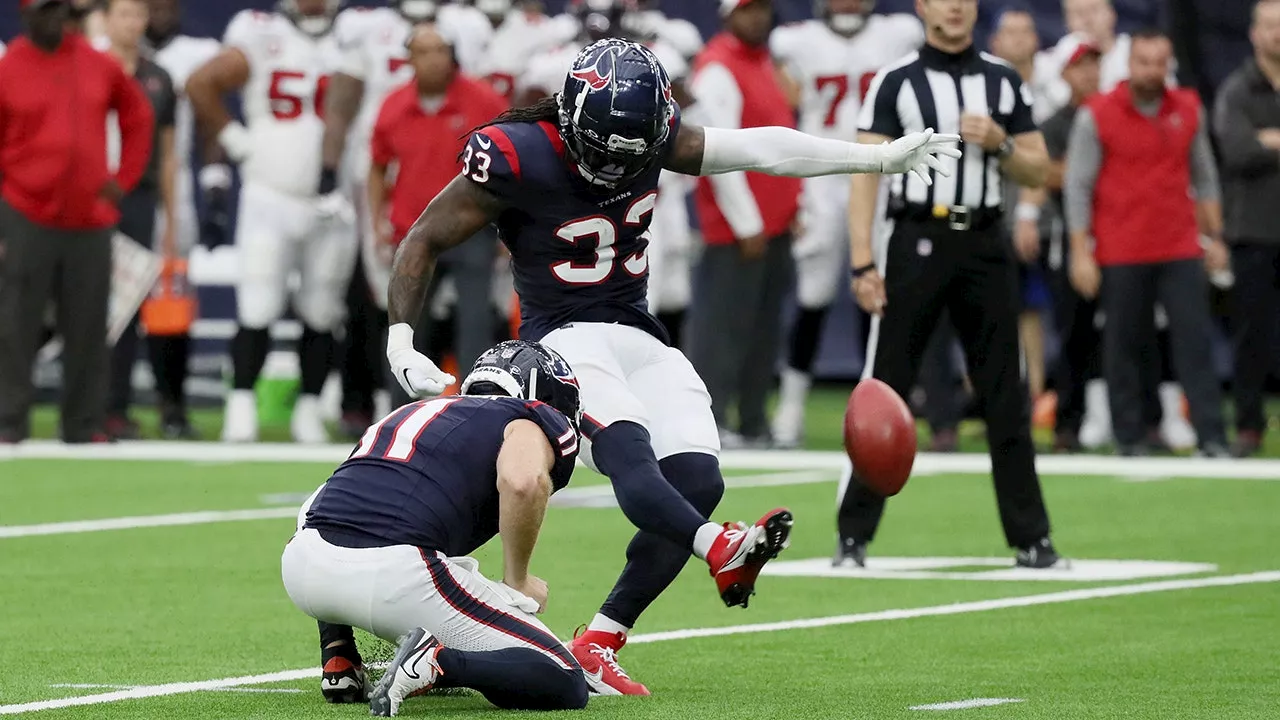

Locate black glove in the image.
[318,166,339,197]
[200,187,232,249]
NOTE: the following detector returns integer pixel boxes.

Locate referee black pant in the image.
[838,218,1051,549]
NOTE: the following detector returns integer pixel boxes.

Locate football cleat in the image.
[706,508,793,608]
[1015,537,1067,569]
[221,389,258,443]
[320,655,369,704]
[369,628,444,717]
[570,628,650,696]
[290,394,330,444]
[832,537,866,568]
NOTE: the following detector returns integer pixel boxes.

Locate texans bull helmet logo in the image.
[570,53,614,92]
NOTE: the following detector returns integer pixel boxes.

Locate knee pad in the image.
[658,452,725,516]
[296,283,345,333]
[236,277,287,328]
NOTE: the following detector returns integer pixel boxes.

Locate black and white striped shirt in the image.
[857,44,1037,211]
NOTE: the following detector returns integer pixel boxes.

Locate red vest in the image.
[1089,82,1202,266]
[693,33,801,244]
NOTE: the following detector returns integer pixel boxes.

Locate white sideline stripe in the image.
[3,570,1277,715]
[0,670,317,715]
[623,570,1280,644]
[6,441,1280,479]
[0,508,297,539]
[911,698,1025,711]
[0,473,826,539]
[48,684,301,695]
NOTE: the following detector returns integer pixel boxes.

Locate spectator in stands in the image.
[689,0,800,449]
[0,0,154,444]
[1065,29,1229,457]
[1214,0,1280,458]
[368,23,507,405]
[102,0,179,441]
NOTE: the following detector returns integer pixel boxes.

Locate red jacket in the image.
[0,34,155,230]
[370,74,508,242]
[693,33,801,245]
[1089,82,1202,266]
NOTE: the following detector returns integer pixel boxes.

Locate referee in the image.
[838,0,1060,569]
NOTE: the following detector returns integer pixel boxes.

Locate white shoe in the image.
[771,368,810,449]
[291,394,330,444]
[221,390,258,443]
[718,427,746,451]
[370,628,444,717]
[1159,383,1196,450]
[1079,379,1113,449]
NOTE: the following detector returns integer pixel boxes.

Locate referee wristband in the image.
[1015,203,1041,223]
[850,263,877,279]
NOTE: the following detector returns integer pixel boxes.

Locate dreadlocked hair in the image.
[464,96,561,139]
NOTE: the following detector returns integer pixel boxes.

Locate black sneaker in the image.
[320,655,369,704]
[1195,441,1231,459]
[1016,537,1064,569]
[832,537,866,568]
[161,415,199,440]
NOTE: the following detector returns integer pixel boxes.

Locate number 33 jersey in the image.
[462,113,682,344]
[223,10,340,197]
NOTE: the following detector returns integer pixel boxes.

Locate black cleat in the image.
[832,537,866,568]
[321,655,369,704]
[1016,537,1065,569]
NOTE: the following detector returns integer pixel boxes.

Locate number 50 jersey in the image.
[461,113,682,344]
[223,10,340,198]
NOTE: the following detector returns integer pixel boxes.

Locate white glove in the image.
[197,163,233,192]
[315,192,355,225]
[217,122,253,164]
[878,128,963,186]
[387,323,455,397]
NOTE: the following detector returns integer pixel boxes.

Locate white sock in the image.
[587,613,630,636]
[692,522,723,560]
[778,367,812,408]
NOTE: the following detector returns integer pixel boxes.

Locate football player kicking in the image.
[386,39,960,695]
[283,341,587,716]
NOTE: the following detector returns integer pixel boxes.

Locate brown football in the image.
[843,379,917,497]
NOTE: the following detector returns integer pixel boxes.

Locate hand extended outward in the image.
[877,128,963,186]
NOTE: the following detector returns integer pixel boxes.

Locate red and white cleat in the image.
[706,508,793,608]
[320,655,369,704]
[570,628,651,696]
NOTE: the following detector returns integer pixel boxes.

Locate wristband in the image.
[1015,203,1041,223]
[198,164,232,192]
[850,263,876,279]
[387,322,415,355]
[318,167,339,196]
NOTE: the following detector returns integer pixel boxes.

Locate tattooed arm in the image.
[386,175,506,397]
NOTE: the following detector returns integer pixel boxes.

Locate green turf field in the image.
[1,441,1277,719]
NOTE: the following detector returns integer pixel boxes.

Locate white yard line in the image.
[0,508,298,539]
[911,698,1026,711]
[47,684,300,695]
[4,441,1280,479]
[0,670,317,715]
[3,570,1276,715]
[624,570,1280,644]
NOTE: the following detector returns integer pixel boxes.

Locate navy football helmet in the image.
[461,341,583,432]
[558,39,675,190]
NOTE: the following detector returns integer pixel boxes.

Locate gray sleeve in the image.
[1190,106,1221,201]
[1064,107,1101,235]
[1213,74,1280,177]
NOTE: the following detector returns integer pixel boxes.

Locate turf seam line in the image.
[7,441,1280,478]
[3,570,1277,715]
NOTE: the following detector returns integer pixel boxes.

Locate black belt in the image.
[894,204,1001,232]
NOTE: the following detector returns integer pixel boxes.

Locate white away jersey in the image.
[154,34,222,176]
[477,10,579,101]
[771,15,923,139]
[225,10,341,197]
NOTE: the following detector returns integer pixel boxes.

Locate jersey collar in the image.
[919,42,981,73]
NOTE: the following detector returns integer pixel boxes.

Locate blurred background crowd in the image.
[0,0,1274,457]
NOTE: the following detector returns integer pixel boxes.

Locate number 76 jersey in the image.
[461,114,682,344]
[770,15,923,140]
[223,10,340,198]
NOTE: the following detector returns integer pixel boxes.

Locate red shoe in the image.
[706,508,793,608]
[570,628,650,696]
[321,655,369,704]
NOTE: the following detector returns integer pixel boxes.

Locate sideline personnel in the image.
[0,0,154,444]
[1065,29,1229,458]
[838,0,1060,569]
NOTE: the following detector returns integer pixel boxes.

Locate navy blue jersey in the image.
[306,396,578,556]
[460,111,682,343]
